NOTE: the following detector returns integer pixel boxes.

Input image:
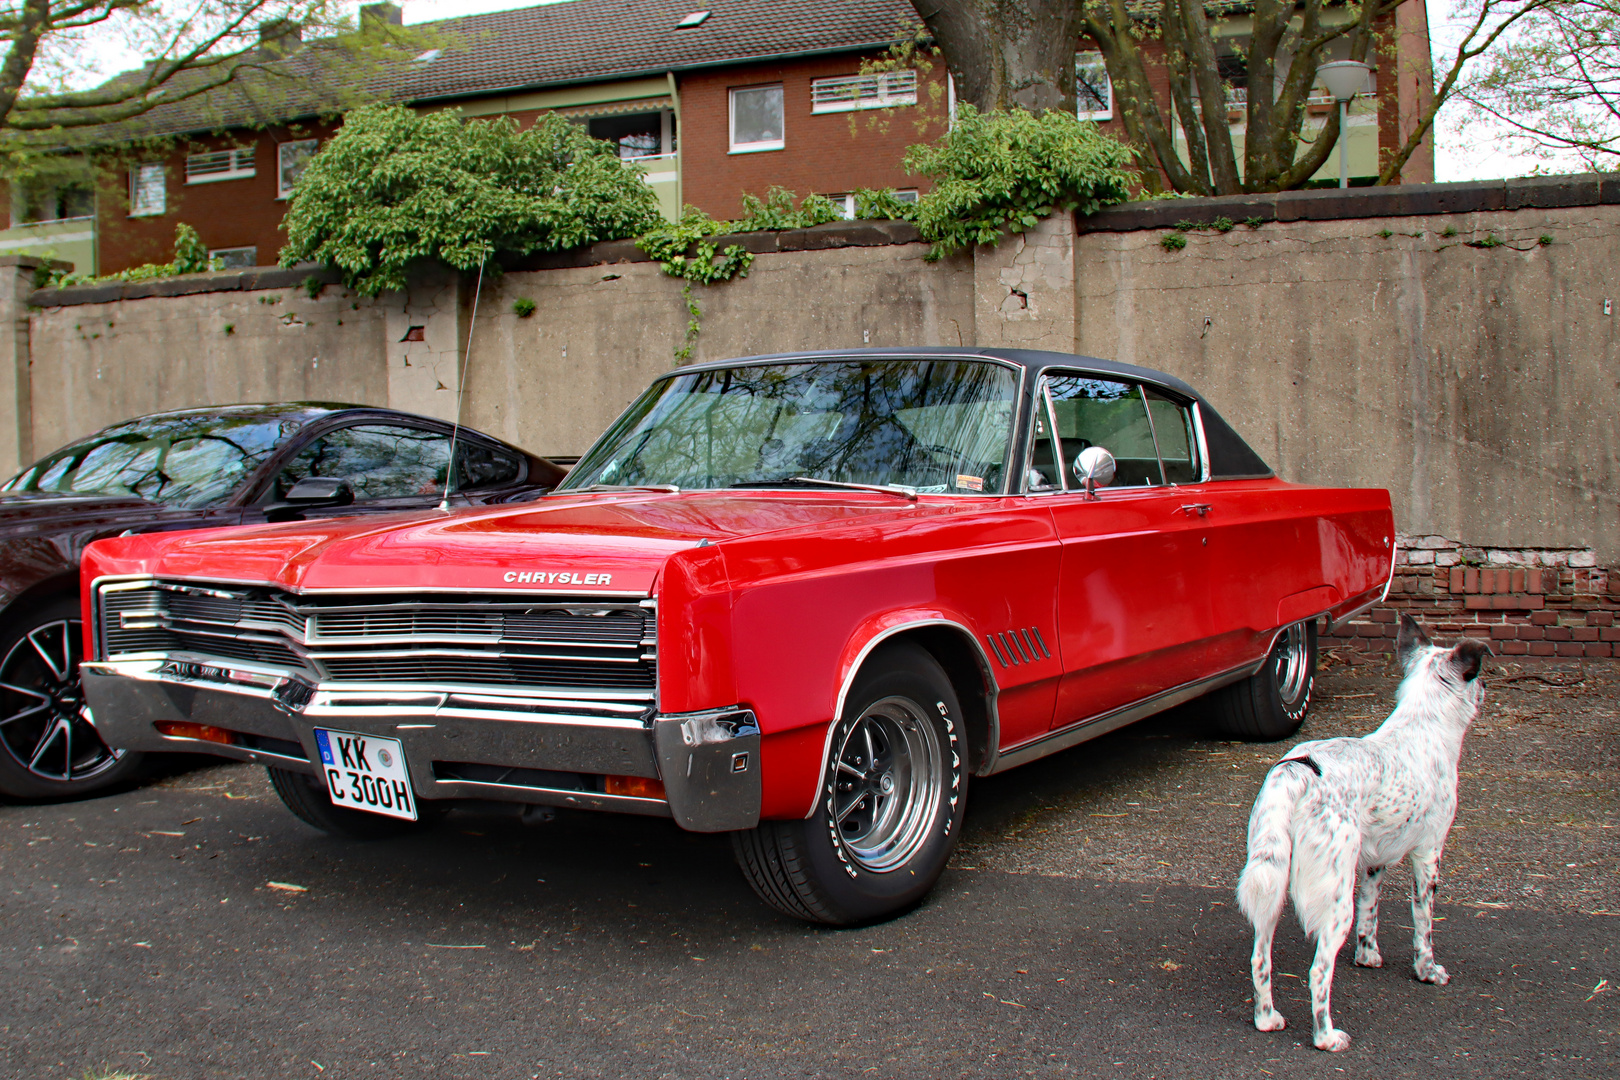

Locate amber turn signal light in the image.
[604,774,666,799]
[154,721,236,746]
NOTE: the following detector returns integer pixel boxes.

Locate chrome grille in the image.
[96,580,658,711]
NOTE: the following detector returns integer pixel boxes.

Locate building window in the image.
[587,111,674,159]
[1076,52,1112,121]
[209,246,258,269]
[811,71,918,114]
[729,85,784,152]
[824,189,919,220]
[11,182,93,225]
[185,147,256,184]
[129,164,166,217]
[277,139,319,199]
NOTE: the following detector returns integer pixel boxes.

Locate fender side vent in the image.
[986,627,1051,667]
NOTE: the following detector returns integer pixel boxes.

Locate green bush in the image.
[903,105,1134,259]
[51,223,217,287]
[853,188,919,221]
[280,104,663,296]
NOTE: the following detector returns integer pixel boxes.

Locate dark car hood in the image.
[0,491,157,531]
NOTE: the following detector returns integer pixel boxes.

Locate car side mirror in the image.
[1073,446,1116,499]
[266,477,355,523]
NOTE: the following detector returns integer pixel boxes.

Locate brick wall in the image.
[1326,536,1618,658]
[668,54,948,220]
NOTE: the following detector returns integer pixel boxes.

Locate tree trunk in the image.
[910,1,1083,113]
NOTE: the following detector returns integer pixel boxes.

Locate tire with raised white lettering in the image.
[731,641,967,926]
[266,766,433,840]
[1208,620,1316,741]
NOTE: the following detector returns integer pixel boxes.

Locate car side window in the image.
[1144,390,1202,484]
[1044,374,1161,487]
[455,441,523,490]
[278,424,452,501]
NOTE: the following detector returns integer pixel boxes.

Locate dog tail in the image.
[1236,761,1313,928]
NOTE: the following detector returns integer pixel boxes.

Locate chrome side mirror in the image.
[1073,446,1116,499]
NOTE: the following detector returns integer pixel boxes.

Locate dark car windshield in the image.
[2,410,309,508]
[558,358,1020,494]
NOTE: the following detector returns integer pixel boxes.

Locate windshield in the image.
[559,359,1020,494]
[3,410,305,508]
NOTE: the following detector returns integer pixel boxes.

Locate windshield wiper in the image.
[728,477,918,501]
[557,483,681,495]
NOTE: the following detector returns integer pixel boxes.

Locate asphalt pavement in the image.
[2,656,1615,1080]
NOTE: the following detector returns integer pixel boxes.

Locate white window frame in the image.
[129,163,166,217]
[277,139,320,199]
[209,246,258,269]
[729,85,785,153]
[185,148,256,184]
[1076,51,1112,121]
[810,71,918,114]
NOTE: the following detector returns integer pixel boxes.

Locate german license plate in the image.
[314,728,417,821]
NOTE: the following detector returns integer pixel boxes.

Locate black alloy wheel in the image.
[732,641,968,925]
[0,598,145,799]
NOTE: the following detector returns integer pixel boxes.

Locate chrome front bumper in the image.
[81,659,760,833]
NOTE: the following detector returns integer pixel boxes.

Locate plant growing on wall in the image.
[279,104,664,295]
[902,104,1133,259]
[50,222,215,286]
[636,189,845,361]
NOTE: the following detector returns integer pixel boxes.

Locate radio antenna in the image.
[439,256,487,513]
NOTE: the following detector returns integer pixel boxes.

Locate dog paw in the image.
[1354,947,1383,968]
[1254,1010,1287,1032]
[1416,963,1450,985]
[1315,1029,1352,1052]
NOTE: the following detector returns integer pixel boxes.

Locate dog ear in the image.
[1396,613,1431,668]
[1447,639,1493,683]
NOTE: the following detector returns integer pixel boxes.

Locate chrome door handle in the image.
[1178,503,1213,517]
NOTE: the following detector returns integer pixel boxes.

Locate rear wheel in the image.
[267,766,433,840]
[732,642,967,925]
[0,597,145,800]
[1208,620,1317,741]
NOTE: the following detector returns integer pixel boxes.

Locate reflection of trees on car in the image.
[568,360,1019,492]
[5,414,288,507]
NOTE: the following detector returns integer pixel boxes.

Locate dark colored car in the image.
[0,402,565,801]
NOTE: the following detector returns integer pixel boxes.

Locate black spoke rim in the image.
[831,696,942,872]
[0,618,123,783]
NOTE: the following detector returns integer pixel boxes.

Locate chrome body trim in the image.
[652,707,762,832]
[1189,402,1214,484]
[985,659,1266,775]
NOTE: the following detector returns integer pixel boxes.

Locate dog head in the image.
[1396,612,1493,704]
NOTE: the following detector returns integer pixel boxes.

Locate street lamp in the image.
[1315,60,1372,189]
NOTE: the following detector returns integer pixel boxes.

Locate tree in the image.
[909,1,1084,113]
[914,1,1562,194]
[279,104,664,296]
[1,1,419,162]
[1452,0,1620,169]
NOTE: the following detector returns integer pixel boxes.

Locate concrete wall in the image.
[10,177,1619,564]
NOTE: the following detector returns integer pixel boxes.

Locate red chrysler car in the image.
[80,350,1394,924]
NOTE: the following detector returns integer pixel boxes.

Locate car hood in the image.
[88,491,924,596]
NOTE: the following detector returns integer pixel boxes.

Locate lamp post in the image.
[1315,60,1372,189]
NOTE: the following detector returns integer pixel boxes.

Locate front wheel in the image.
[1208,619,1317,741]
[0,597,146,800]
[731,641,967,926]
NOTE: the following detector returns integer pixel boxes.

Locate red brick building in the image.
[5,0,1431,277]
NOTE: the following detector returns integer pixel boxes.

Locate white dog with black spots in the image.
[1237,613,1492,1051]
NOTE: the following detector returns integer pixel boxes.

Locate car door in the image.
[259,422,526,520]
[1034,372,1216,727]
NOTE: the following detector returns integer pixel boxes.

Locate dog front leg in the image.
[1353,865,1385,967]
[1410,850,1449,985]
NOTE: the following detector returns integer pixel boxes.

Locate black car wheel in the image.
[267,766,435,840]
[732,641,967,926]
[0,598,145,800]
[1208,619,1317,741]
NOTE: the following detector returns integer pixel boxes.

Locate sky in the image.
[71,0,1558,183]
